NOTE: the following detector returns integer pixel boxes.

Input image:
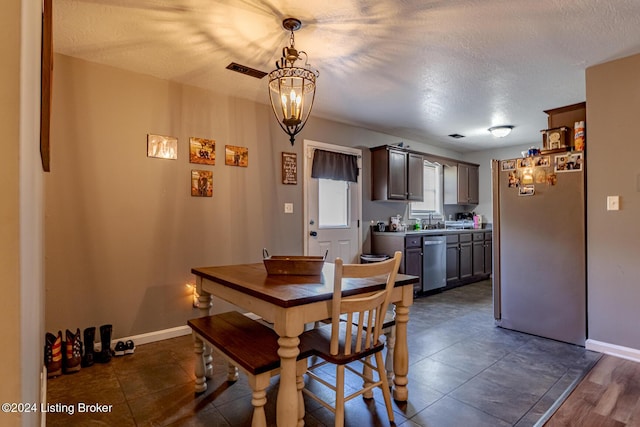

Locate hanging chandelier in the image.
[268,18,319,146]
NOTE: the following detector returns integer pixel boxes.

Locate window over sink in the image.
[410,160,443,218]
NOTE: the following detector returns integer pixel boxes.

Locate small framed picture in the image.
[147,134,177,159]
[225,145,248,167]
[517,157,533,168]
[534,168,547,184]
[189,137,215,165]
[501,159,516,171]
[555,152,583,173]
[507,171,520,188]
[191,170,213,197]
[521,168,534,185]
[534,156,550,167]
[519,184,535,196]
[282,152,297,185]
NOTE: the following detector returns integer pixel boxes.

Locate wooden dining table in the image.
[191,261,417,427]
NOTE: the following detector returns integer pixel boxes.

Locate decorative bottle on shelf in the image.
[574,121,585,151]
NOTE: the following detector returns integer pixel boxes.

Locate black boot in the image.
[95,324,112,364]
[82,327,96,367]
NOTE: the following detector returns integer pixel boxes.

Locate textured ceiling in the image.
[54,0,640,152]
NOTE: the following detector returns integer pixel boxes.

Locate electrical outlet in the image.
[284,203,294,213]
[607,196,620,211]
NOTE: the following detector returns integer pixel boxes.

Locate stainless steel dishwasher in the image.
[422,235,446,291]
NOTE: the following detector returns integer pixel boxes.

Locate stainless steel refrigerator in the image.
[491,152,586,346]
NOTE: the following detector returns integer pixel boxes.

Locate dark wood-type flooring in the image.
[544,354,640,427]
[47,280,614,426]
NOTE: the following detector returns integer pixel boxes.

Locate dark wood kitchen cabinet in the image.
[459,233,473,279]
[371,146,423,201]
[446,234,460,284]
[447,232,489,288]
[472,232,485,276]
[446,233,472,282]
[483,232,492,274]
[444,163,479,205]
[404,236,422,294]
[473,231,493,276]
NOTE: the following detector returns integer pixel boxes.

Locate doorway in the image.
[303,140,362,263]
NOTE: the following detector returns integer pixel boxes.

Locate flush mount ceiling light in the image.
[488,125,514,138]
[268,18,319,146]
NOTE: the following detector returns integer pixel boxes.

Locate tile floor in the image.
[46,280,600,426]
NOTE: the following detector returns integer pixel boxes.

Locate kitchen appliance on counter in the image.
[455,212,474,220]
[491,154,585,346]
[444,220,475,229]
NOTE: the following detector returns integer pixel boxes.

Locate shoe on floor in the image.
[45,331,62,378]
[63,328,82,374]
[114,341,126,357]
[125,340,135,355]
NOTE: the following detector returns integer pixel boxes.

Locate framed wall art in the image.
[191,170,213,197]
[519,184,535,196]
[282,152,297,184]
[225,145,248,167]
[189,137,215,165]
[554,152,583,172]
[147,134,177,160]
[501,159,516,171]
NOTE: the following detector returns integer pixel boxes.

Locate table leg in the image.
[276,335,300,427]
[193,333,207,393]
[392,304,409,401]
[197,285,213,379]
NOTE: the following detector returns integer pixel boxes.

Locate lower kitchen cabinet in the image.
[484,232,492,274]
[404,236,422,294]
[446,231,491,288]
[446,235,460,285]
[459,233,473,280]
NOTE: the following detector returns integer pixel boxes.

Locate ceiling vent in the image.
[448,133,465,139]
[226,62,267,79]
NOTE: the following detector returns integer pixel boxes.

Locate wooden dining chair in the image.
[298,251,402,427]
[188,311,312,427]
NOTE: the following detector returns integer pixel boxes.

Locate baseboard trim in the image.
[585,339,640,363]
[94,325,192,351]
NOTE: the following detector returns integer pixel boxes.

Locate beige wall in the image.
[1,1,45,426]
[586,53,640,351]
[0,1,23,425]
[46,54,461,337]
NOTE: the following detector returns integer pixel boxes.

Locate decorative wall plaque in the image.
[282,152,297,185]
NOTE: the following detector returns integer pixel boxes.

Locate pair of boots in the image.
[44,329,83,378]
[83,324,113,366]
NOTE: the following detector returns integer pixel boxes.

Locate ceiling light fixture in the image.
[488,125,514,138]
[268,18,319,146]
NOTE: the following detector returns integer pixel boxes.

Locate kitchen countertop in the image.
[372,227,491,236]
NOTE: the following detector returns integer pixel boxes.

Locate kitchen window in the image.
[410,160,443,217]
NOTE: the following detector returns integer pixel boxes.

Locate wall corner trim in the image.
[586,339,640,363]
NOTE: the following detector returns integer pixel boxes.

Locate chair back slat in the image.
[329,251,402,357]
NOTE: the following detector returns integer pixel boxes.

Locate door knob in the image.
[310,231,317,237]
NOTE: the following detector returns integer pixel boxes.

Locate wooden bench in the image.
[188,311,312,427]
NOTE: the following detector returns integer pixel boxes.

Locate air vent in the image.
[226,62,267,79]
[448,134,465,139]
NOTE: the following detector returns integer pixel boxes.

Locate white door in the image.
[304,140,362,263]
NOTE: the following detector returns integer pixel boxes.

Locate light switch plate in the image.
[284,203,294,213]
[607,196,620,211]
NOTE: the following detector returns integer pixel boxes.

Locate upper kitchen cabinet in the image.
[444,163,479,205]
[371,146,423,201]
